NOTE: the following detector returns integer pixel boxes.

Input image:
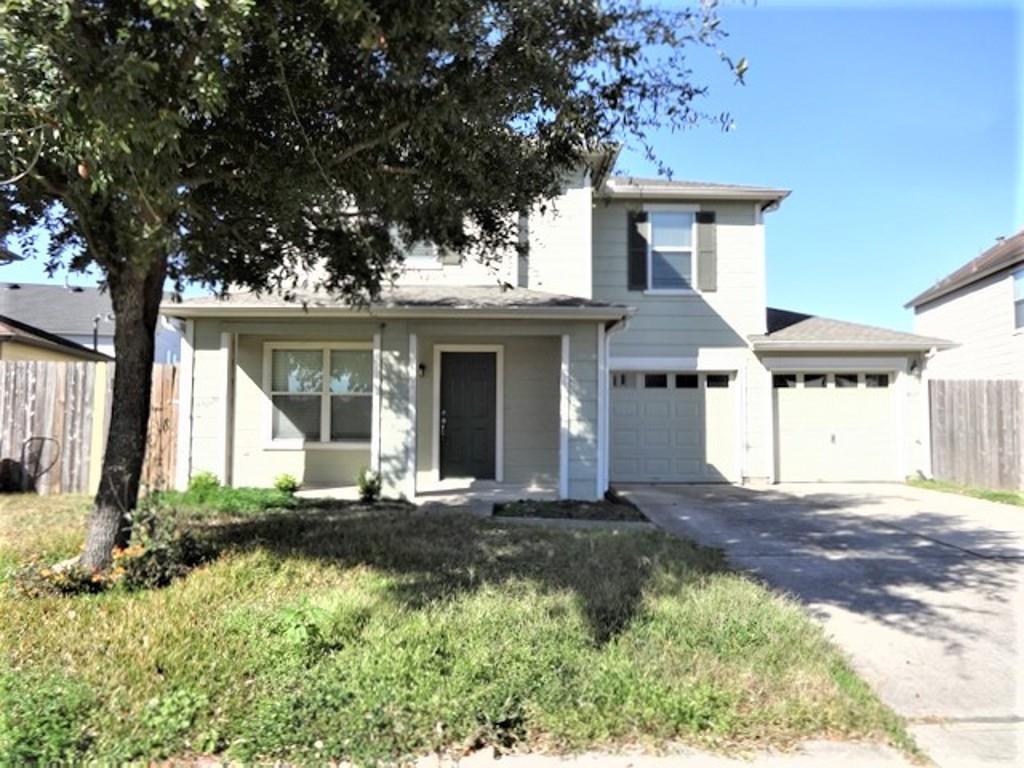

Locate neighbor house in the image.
[0,282,182,363]
[163,149,949,499]
[906,229,1024,379]
[0,314,111,362]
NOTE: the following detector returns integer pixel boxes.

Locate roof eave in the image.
[160,303,635,322]
[906,254,1024,309]
[1,334,112,361]
[752,339,954,353]
[600,186,791,205]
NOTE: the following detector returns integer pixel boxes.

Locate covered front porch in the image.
[169,287,630,503]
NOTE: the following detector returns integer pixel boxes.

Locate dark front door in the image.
[440,351,497,479]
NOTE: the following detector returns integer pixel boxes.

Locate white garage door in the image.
[611,372,738,483]
[774,372,898,482]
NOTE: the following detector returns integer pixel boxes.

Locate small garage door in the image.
[774,372,897,482]
[611,372,738,483]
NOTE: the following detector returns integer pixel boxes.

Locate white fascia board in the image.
[161,305,635,322]
[751,340,952,353]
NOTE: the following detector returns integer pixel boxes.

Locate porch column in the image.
[559,333,570,499]
[218,331,234,486]
[375,323,416,500]
[174,319,195,490]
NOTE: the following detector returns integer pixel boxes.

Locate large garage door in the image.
[774,372,897,481]
[611,372,738,483]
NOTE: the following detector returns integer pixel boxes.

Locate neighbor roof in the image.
[0,282,116,337]
[906,229,1024,309]
[162,285,634,321]
[601,176,791,206]
[0,314,112,361]
[750,308,952,352]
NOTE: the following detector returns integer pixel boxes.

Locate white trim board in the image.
[174,319,195,490]
[431,344,505,484]
[559,334,570,499]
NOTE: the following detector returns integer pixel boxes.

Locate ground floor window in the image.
[266,344,373,444]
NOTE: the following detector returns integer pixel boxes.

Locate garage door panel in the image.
[775,379,897,482]
[610,375,738,483]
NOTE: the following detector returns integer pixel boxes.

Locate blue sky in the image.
[2,1,1019,331]
[616,0,1021,329]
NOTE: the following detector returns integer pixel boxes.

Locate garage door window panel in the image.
[835,374,860,388]
[644,373,669,389]
[803,373,827,388]
[865,374,890,388]
[773,374,797,389]
[675,374,699,389]
[706,374,731,388]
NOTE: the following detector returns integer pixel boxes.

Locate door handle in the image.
[440,409,447,439]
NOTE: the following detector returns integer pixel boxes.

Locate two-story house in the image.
[163,149,948,499]
[907,229,1024,379]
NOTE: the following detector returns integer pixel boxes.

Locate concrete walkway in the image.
[620,483,1024,768]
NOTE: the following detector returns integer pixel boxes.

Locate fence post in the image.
[87,361,108,495]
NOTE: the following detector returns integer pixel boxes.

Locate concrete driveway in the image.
[620,483,1024,768]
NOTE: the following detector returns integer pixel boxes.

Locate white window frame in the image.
[262,341,374,450]
[643,203,699,295]
[1013,268,1024,332]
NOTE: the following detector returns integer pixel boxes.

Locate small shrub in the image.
[274,474,300,494]
[356,467,381,503]
[0,668,94,764]
[187,471,221,501]
[114,531,216,591]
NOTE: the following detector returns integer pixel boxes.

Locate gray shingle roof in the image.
[163,285,632,319]
[906,229,1024,308]
[0,282,116,336]
[751,307,952,350]
[0,314,112,361]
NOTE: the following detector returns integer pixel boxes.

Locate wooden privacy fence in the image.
[930,379,1024,491]
[0,361,178,495]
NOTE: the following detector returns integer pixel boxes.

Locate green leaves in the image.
[2,0,738,294]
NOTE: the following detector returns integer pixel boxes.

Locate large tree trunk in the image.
[80,258,167,570]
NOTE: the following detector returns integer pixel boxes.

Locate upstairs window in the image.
[1015,269,1024,330]
[648,211,695,291]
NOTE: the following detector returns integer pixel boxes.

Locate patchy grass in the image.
[494,497,648,522]
[908,477,1024,507]
[0,494,916,764]
[149,485,298,517]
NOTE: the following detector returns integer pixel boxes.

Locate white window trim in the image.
[643,203,699,294]
[431,344,505,483]
[262,341,374,451]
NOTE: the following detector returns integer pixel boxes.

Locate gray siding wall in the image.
[914,268,1024,380]
[593,199,766,358]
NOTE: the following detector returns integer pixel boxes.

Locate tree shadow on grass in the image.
[200,502,725,645]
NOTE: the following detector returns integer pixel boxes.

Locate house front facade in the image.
[907,229,1024,379]
[166,150,948,500]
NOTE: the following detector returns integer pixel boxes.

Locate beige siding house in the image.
[908,231,1024,379]
[165,148,948,500]
[0,315,111,363]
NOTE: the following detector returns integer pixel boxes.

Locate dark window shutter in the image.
[696,211,717,292]
[627,211,649,291]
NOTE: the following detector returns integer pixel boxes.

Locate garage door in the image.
[774,372,897,481]
[611,372,738,483]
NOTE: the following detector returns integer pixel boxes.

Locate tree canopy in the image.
[0,0,741,568]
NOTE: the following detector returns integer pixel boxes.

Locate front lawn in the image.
[908,477,1024,507]
[0,492,914,764]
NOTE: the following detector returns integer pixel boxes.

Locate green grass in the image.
[908,476,1024,507]
[0,493,916,764]
[494,497,648,522]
